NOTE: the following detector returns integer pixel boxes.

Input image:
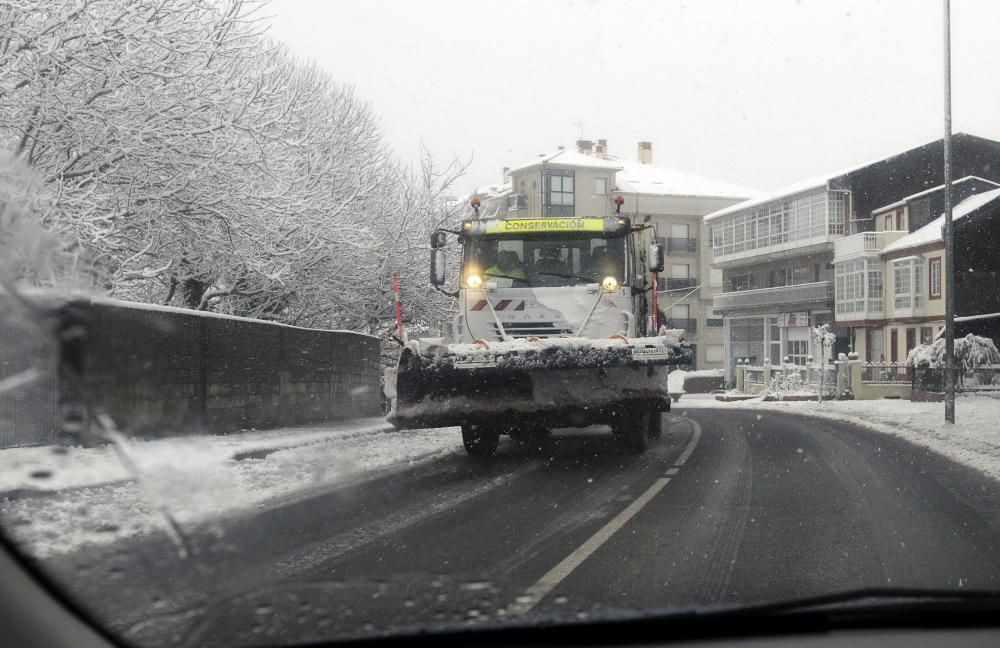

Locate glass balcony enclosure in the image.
[708,188,847,265]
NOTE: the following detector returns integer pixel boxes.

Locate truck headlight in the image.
[601,276,619,292]
[466,273,483,289]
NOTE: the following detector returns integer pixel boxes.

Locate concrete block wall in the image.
[0,296,382,446]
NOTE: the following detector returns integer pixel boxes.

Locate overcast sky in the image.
[264,0,1000,196]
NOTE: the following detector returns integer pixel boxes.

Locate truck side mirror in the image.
[430,231,447,249]
[648,243,665,273]
[431,249,446,287]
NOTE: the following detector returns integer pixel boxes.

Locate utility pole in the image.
[943,0,956,423]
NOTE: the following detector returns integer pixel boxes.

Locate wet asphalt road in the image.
[25,408,1000,646]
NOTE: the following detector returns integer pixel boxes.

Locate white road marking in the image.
[673,417,702,467]
[665,467,679,476]
[508,416,703,616]
[508,476,672,615]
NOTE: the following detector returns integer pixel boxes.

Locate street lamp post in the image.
[943,0,956,423]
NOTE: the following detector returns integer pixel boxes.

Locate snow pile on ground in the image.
[679,393,1000,482]
[0,419,459,557]
[667,369,724,393]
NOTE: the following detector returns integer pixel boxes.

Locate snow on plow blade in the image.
[405,332,691,372]
[388,332,691,428]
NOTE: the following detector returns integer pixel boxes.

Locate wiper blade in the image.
[732,587,1000,617]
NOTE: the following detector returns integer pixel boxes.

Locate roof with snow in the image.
[872,176,1000,215]
[703,133,980,223]
[881,188,1000,255]
[506,149,624,174]
[506,148,759,200]
[610,156,759,200]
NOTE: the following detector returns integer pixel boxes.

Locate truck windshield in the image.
[464,235,627,288]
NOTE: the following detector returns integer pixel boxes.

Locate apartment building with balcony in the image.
[707,133,1000,380]
[833,183,1000,363]
[479,139,758,369]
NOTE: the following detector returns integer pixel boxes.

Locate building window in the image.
[893,257,925,310]
[867,266,883,312]
[827,192,846,235]
[594,177,607,195]
[671,223,690,239]
[929,257,942,298]
[835,259,865,315]
[706,318,724,327]
[893,260,911,309]
[671,263,690,279]
[706,344,724,363]
[543,169,575,217]
[729,317,765,367]
[835,258,885,317]
[787,340,809,365]
[730,272,758,291]
[709,268,723,287]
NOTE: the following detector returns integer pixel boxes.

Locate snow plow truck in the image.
[385,195,692,455]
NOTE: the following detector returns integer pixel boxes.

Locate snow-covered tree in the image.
[0,0,464,341]
[907,334,1000,370]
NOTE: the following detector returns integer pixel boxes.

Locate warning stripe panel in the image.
[470,300,488,311]
[494,299,512,311]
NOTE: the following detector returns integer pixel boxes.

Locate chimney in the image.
[502,166,510,185]
[576,139,593,155]
[595,138,608,159]
[638,141,652,164]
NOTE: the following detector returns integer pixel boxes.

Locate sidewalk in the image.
[0,418,460,557]
[675,393,1000,482]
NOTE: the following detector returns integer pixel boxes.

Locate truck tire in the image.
[614,408,651,454]
[462,423,500,457]
[648,410,663,440]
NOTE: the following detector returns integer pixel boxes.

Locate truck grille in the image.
[492,322,575,338]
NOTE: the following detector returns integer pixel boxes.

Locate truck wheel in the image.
[648,410,663,440]
[462,423,500,457]
[614,409,650,454]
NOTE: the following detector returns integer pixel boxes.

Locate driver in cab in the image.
[485,250,527,287]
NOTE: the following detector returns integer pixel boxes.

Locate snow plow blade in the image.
[387,332,691,429]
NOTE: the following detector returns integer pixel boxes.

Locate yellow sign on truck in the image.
[483,218,605,234]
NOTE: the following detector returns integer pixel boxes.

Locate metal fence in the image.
[862,362,912,385]
[914,365,1000,393]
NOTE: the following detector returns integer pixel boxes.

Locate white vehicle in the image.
[386,197,692,455]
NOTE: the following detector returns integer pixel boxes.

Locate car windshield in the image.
[3,1,1000,647]
[464,235,627,287]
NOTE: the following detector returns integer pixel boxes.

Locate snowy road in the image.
[15,408,1000,646]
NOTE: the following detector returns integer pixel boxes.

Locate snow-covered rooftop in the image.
[871,176,1000,215]
[610,156,759,200]
[703,133,964,223]
[506,149,623,174]
[881,188,1000,255]
[703,175,831,223]
[506,147,758,200]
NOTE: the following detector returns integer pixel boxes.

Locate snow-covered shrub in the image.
[0,154,76,288]
[906,334,1000,370]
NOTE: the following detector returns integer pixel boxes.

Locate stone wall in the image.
[0,295,382,447]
